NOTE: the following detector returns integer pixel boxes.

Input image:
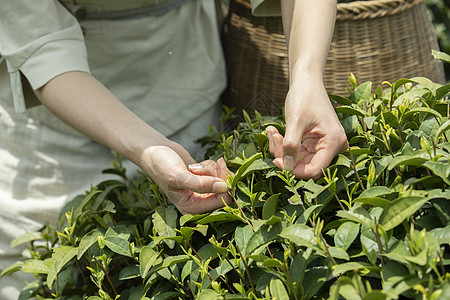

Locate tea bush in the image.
[2,57,450,300]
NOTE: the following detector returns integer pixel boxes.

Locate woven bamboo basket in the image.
[222,0,446,117]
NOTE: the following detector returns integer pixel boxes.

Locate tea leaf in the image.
[334,222,360,250]
[327,247,350,261]
[403,107,442,121]
[231,153,262,187]
[119,265,140,280]
[430,225,450,245]
[269,278,289,300]
[153,206,178,249]
[335,106,366,117]
[279,224,317,249]
[21,259,49,274]
[354,197,391,208]
[0,261,23,278]
[197,211,244,224]
[262,194,279,219]
[245,223,283,255]
[379,196,429,231]
[332,261,379,277]
[432,50,450,63]
[140,246,161,278]
[337,207,374,228]
[77,228,105,260]
[104,236,132,257]
[387,155,427,170]
[435,119,450,142]
[47,246,78,289]
[10,232,43,248]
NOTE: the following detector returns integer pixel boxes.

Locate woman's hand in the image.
[141,145,231,215]
[266,82,348,180]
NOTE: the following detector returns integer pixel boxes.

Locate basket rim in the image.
[233,0,423,21]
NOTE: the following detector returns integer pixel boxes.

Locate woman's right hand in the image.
[141,145,231,215]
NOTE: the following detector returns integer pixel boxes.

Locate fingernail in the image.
[213,181,227,193]
[188,163,202,171]
[267,131,272,142]
[284,155,295,171]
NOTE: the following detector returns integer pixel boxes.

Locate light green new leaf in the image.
[47,246,78,288]
[334,222,360,250]
[410,77,437,96]
[196,289,220,300]
[0,261,23,278]
[432,49,450,63]
[359,186,393,198]
[270,278,290,300]
[332,261,380,277]
[10,232,43,248]
[379,196,428,231]
[21,259,49,274]
[139,246,161,278]
[153,206,178,249]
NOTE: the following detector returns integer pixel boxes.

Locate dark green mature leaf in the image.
[334,222,360,250]
[279,224,317,249]
[379,196,429,231]
[245,223,283,255]
[335,106,366,117]
[387,155,427,170]
[337,207,374,228]
[77,228,105,259]
[262,194,279,219]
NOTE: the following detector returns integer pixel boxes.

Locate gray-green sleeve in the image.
[249,0,281,16]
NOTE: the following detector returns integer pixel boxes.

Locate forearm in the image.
[34,71,180,168]
[280,0,337,82]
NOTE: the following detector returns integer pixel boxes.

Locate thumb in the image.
[172,171,228,194]
[282,122,303,171]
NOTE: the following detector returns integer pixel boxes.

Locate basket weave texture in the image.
[223,0,446,116]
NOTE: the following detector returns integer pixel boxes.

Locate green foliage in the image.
[2,75,450,300]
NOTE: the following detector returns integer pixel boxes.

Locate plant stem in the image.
[224,255,251,291]
[348,147,366,192]
[235,244,257,296]
[284,259,299,300]
[93,256,119,298]
[373,218,385,267]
